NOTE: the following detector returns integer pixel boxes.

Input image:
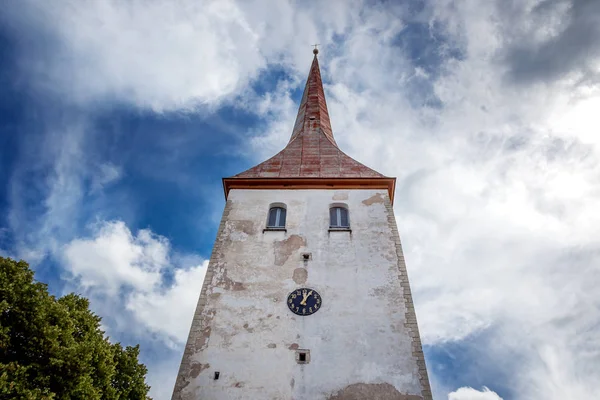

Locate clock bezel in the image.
[287,287,322,316]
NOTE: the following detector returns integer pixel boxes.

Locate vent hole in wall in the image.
[296,349,310,364]
[214,372,220,380]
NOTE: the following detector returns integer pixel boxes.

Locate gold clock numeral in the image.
[309,307,312,312]
[288,298,293,303]
[314,303,319,309]
[291,294,296,299]
[295,307,299,312]
[296,291,301,296]
[302,308,306,314]
[316,298,321,304]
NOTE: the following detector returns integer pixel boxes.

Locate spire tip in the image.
[312,43,320,56]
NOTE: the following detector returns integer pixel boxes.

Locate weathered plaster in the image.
[332,191,349,200]
[362,193,385,206]
[172,189,431,400]
[189,363,210,379]
[274,234,307,266]
[292,268,308,284]
[328,383,423,400]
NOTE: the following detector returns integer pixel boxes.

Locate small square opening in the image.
[296,349,310,364]
[302,253,312,261]
[214,371,220,380]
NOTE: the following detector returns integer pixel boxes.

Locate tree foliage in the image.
[0,257,151,399]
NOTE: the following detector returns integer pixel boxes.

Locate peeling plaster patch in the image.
[267,343,277,348]
[178,380,189,391]
[288,343,299,350]
[327,383,423,400]
[233,382,244,388]
[195,326,212,350]
[362,193,385,206]
[242,323,254,333]
[209,292,221,299]
[227,220,257,241]
[274,235,306,266]
[213,266,245,291]
[189,363,210,378]
[229,231,248,241]
[333,192,349,200]
[230,220,256,235]
[293,268,308,284]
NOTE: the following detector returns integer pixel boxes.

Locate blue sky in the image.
[2,1,600,399]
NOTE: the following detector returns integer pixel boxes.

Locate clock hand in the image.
[299,290,313,306]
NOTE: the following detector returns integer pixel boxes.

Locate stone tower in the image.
[172,50,432,400]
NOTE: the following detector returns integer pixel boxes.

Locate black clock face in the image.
[287,288,322,316]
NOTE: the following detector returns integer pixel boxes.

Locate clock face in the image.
[287,288,322,316]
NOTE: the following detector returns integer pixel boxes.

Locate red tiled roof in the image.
[232,53,385,179]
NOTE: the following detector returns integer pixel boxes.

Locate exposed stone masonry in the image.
[172,200,233,399]
[384,197,432,400]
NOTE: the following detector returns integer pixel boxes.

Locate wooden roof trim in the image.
[223,177,397,204]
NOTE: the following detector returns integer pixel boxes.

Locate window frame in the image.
[329,204,350,229]
[265,203,287,230]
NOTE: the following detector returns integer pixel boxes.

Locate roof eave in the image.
[222,176,397,205]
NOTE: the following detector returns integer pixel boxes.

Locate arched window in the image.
[330,206,349,228]
[267,206,286,228]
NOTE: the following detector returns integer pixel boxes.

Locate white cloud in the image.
[11,0,264,111]
[63,221,166,294]
[7,119,89,262]
[127,260,209,347]
[6,0,361,112]
[62,220,207,346]
[90,163,122,193]
[449,387,503,400]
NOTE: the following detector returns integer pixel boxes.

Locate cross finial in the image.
[312,43,320,55]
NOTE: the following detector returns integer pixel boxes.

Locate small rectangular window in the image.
[267,207,286,228]
[330,207,349,228]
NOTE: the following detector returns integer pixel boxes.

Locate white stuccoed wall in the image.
[173,189,430,400]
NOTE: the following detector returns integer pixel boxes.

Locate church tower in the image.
[172,49,432,400]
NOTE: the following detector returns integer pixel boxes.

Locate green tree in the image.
[0,257,151,399]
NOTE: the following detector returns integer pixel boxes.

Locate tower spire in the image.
[223,48,396,202]
[288,47,335,146]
